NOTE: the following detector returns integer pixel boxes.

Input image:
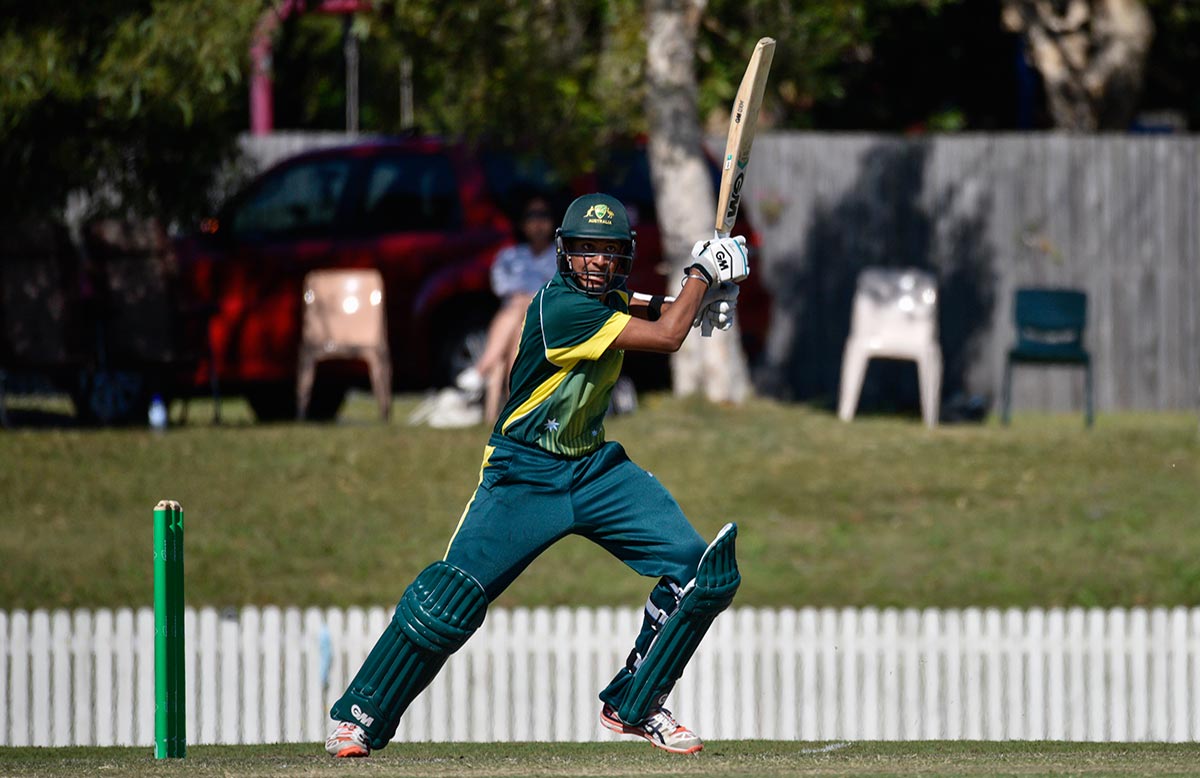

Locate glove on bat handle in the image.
[700,229,733,338]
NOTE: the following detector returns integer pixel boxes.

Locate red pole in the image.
[249,28,275,135]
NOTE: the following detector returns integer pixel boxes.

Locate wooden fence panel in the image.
[745,133,1200,413]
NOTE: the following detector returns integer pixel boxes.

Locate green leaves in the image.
[361,0,645,169]
[5,0,1193,224]
[700,0,966,129]
[1,0,264,223]
[92,1,259,125]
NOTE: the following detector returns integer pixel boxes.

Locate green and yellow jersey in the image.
[493,273,631,457]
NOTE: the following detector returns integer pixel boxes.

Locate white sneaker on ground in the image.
[455,366,485,398]
[600,703,703,754]
[325,721,370,758]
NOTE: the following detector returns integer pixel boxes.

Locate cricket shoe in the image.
[600,703,703,754]
[325,721,370,758]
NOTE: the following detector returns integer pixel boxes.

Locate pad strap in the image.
[615,523,741,724]
[330,561,487,749]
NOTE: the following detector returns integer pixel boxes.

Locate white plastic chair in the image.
[297,269,392,421]
[837,267,942,428]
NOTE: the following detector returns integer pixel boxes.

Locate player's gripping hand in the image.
[699,301,736,332]
[688,235,749,285]
[692,282,739,331]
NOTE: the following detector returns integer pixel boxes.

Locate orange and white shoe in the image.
[325,721,370,758]
[600,703,703,754]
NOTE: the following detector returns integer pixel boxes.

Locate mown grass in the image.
[3,741,1200,778]
[1,393,1197,610]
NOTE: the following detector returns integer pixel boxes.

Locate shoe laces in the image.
[646,707,682,730]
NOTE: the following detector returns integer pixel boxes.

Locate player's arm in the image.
[613,235,749,353]
[611,271,710,353]
[627,292,673,321]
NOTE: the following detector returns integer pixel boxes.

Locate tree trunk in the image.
[1002,0,1154,131]
[643,0,751,403]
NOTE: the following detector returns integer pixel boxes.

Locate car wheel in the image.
[71,368,151,426]
[247,381,346,422]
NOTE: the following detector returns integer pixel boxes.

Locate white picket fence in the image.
[3,606,1200,746]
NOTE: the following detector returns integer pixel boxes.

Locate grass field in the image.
[3,741,1200,777]
[1,393,1196,610]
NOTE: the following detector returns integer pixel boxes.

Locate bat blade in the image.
[714,37,776,239]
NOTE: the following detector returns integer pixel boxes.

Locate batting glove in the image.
[699,301,736,332]
[692,282,739,329]
[688,235,749,285]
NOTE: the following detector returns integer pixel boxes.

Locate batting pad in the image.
[330,561,488,749]
[616,522,741,724]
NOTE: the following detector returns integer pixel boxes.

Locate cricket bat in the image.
[715,37,775,240]
[703,37,775,336]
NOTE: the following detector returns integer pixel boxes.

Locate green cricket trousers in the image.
[444,433,709,706]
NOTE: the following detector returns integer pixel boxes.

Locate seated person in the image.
[457,195,558,423]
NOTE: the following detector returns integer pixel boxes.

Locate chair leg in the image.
[296,351,317,421]
[1084,362,1094,428]
[1001,359,1013,426]
[917,348,942,429]
[837,341,868,422]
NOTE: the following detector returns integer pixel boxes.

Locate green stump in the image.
[154,500,186,758]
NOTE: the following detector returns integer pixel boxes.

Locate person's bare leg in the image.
[477,300,525,375]
[482,294,532,423]
[483,361,506,424]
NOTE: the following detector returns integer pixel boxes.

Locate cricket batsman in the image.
[325,193,748,756]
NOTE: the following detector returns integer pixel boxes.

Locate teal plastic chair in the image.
[1001,288,1093,427]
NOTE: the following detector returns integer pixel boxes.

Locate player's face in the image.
[564,239,624,291]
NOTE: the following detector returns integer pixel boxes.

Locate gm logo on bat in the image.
[724,171,745,222]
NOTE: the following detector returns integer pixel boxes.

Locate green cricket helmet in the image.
[556,193,636,297]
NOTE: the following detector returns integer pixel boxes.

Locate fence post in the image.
[31,611,50,745]
[72,610,93,746]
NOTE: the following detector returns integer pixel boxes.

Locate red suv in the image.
[175,138,514,419]
[174,137,768,421]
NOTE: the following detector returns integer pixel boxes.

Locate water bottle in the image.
[148,393,168,432]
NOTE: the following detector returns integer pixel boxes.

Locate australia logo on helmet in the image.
[584,203,615,225]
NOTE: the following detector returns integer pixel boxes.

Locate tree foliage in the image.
[0,0,263,224]
[697,0,963,129]
[292,0,649,172]
[273,0,980,164]
[2,0,1198,226]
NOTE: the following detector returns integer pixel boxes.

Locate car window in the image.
[231,159,352,239]
[360,153,461,232]
[595,148,658,227]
